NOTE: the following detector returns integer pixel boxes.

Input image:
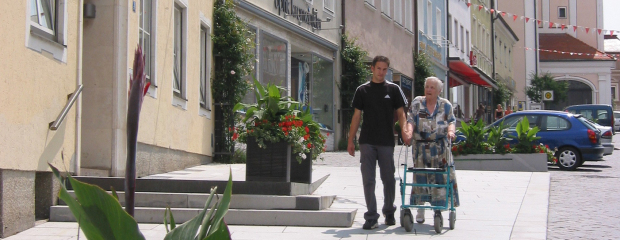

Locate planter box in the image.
[246,137,312,183]
[453,153,548,172]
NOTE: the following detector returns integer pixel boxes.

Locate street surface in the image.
[547,136,620,240]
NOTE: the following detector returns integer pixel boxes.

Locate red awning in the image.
[448,60,497,89]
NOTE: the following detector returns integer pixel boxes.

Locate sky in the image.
[604,0,620,31]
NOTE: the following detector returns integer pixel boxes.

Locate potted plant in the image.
[452,118,550,172]
[232,80,326,183]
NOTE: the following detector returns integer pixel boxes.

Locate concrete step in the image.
[61,191,336,210]
[50,206,357,227]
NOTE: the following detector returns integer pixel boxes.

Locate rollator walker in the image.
[399,144,456,233]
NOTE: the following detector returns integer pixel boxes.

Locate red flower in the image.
[232,133,238,141]
[545,145,549,149]
[304,134,309,140]
[504,144,510,149]
[326,132,330,136]
[305,126,309,133]
[539,149,544,153]
[282,127,287,132]
[452,146,457,151]
[307,143,312,148]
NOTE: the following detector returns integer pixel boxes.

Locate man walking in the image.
[348,56,409,230]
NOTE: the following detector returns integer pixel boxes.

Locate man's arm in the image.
[347,109,362,156]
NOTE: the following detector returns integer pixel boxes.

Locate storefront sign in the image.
[418,41,442,61]
[275,0,323,29]
[401,77,412,90]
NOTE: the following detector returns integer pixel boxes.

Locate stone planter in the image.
[245,137,312,183]
[453,153,548,172]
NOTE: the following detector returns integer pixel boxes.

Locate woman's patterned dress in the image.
[407,96,460,207]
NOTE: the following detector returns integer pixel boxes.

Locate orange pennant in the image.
[561,24,565,30]
[549,22,554,28]
[586,27,590,33]
[501,12,506,16]
[490,9,495,13]
[537,19,541,25]
[598,29,602,35]
[479,5,483,11]
[525,17,530,23]
[467,3,472,7]
[573,26,577,32]
[513,15,518,21]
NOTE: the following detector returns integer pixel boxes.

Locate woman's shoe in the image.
[416,209,425,223]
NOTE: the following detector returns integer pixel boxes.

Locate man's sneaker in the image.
[384,214,396,226]
[363,219,378,230]
[416,209,425,223]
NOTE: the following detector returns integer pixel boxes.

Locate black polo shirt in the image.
[352,80,408,146]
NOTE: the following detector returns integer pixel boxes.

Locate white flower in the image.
[301,153,307,159]
[230,70,236,75]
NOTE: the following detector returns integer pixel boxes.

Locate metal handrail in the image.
[50,85,83,130]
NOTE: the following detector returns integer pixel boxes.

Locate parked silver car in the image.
[584,118,614,156]
[614,111,620,132]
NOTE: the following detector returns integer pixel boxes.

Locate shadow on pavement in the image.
[321,223,452,238]
[547,167,602,172]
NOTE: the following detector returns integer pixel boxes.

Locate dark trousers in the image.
[359,144,397,221]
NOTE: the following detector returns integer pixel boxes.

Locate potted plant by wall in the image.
[232,80,326,183]
[452,118,551,172]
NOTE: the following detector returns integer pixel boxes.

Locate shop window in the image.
[311,55,334,130]
[260,32,288,89]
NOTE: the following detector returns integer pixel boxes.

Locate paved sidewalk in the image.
[4,151,550,240]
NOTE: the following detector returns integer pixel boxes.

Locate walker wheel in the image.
[449,211,456,230]
[403,211,413,232]
[433,212,443,233]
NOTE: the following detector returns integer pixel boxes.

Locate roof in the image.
[604,35,620,53]
[539,33,614,61]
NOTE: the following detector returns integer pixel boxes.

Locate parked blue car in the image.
[457,111,605,170]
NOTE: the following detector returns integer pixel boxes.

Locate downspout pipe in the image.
[491,0,497,107]
[445,0,450,100]
[75,0,84,175]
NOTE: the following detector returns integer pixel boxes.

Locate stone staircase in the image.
[49,175,356,227]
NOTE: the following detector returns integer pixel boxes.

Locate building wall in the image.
[538,0,602,50]
[0,0,80,237]
[611,56,620,110]
[471,0,493,77]
[82,0,215,177]
[0,0,78,172]
[347,0,416,78]
[448,0,471,62]
[494,17,518,104]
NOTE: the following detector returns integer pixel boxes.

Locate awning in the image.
[448,58,498,89]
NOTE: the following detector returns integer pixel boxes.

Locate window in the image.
[472,18,477,46]
[382,0,391,18]
[173,3,186,100]
[394,0,402,24]
[199,26,210,110]
[460,25,464,52]
[453,19,458,49]
[139,0,155,87]
[612,86,618,101]
[404,0,412,30]
[311,55,335,130]
[504,45,507,67]
[545,116,570,131]
[323,0,335,14]
[436,8,441,40]
[499,41,502,63]
[466,30,470,54]
[28,0,67,61]
[558,7,567,19]
[365,0,375,7]
[260,31,288,88]
[426,1,432,34]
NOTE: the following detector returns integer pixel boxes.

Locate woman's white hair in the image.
[424,77,443,93]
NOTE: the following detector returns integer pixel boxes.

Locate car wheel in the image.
[556,147,582,170]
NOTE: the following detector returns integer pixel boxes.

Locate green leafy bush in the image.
[510,117,542,153]
[487,121,513,154]
[233,80,326,162]
[452,119,492,156]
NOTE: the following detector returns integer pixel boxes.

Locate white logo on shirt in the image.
[384,95,390,99]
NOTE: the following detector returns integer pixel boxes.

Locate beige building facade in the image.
[81,0,216,178]
[0,0,82,237]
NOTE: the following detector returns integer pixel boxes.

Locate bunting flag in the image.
[516,46,617,60]
[467,4,619,36]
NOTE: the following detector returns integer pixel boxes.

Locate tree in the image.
[525,72,569,104]
[338,34,370,148]
[414,52,433,97]
[493,81,513,106]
